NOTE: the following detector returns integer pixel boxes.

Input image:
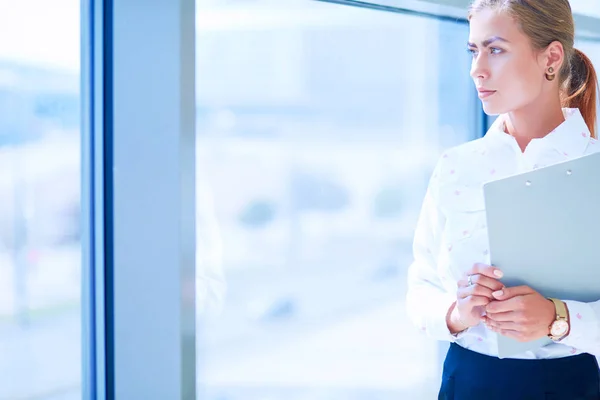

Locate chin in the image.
[481,100,507,116]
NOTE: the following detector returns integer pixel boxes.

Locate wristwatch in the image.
[547,298,570,341]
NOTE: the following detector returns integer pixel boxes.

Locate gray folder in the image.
[483,151,600,359]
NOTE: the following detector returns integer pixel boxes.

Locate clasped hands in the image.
[451,263,556,342]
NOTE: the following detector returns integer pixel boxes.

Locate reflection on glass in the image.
[0,1,81,399]
[195,1,475,399]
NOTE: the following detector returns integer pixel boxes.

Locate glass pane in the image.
[570,0,600,19]
[0,1,81,399]
[195,1,475,398]
[577,40,600,69]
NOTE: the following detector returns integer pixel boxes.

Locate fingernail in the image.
[494,269,503,278]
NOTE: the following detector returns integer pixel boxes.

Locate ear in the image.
[542,40,565,74]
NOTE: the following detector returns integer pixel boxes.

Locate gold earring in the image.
[546,66,556,81]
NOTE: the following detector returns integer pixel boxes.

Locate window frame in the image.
[81,0,197,398]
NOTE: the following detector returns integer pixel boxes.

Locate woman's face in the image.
[468,9,547,115]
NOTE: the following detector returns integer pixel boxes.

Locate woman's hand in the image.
[447,263,505,333]
[483,285,556,342]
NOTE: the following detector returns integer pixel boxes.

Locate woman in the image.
[406,0,600,399]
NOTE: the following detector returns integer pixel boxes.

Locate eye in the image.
[490,47,503,55]
[467,48,478,57]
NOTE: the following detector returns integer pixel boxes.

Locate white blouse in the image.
[406,108,600,359]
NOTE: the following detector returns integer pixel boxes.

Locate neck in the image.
[503,97,565,152]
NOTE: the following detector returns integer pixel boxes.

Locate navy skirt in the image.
[439,343,600,400]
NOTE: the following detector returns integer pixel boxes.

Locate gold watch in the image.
[547,298,570,341]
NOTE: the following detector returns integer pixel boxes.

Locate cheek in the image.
[504,74,536,102]
[512,75,541,101]
[490,61,542,112]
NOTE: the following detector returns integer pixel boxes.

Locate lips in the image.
[477,89,496,99]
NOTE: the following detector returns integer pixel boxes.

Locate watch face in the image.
[551,320,569,336]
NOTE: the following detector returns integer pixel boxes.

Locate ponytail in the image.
[563,48,598,138]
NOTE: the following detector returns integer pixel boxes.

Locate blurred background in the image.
[0,0,599,399]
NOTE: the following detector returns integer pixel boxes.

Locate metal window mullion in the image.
[85,0,197,399]
[82,0,108,399]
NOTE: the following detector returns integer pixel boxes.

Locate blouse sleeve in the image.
[405,158,469,342]
[560,300,600,356]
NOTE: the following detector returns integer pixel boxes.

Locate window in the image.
[0,1,81,399]
[195,1,476,398]
[570,0,600,19]
[577,39,600,70]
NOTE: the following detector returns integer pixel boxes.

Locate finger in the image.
[485,311,518,322]
[486,296,525,313]
[467,263,504,280]
[464,274,505,292]
[457,283,494,300]
[458,295,490,308]
[485,319,521,331]
[490,285,534,300]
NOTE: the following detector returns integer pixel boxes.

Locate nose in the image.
[470,53,489,81]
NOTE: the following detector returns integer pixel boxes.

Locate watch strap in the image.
[548,297,570,340]
[549,297,568,320]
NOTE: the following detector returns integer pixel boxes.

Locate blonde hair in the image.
[468,0,598,138]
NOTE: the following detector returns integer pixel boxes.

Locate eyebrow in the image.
[467,36,509,48]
